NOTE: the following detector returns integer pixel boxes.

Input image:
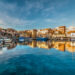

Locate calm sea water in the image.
[0,41,75,75]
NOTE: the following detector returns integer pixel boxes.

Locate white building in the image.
[71,33,75,37]
[66,26,75,37]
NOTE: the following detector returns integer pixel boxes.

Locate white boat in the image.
[4,39,12,43]
[0,38,12,43]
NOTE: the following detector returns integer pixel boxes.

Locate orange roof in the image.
[67,31,75,34]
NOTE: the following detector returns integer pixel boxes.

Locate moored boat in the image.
[36,37,48,41]
[19,37,32,42]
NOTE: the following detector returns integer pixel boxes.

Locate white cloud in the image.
[0,11,36,30]
[45,19,54,22]
[45,17,68,24]
[0,20,4,24]
[0,0,73,29]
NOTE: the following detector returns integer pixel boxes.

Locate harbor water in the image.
[0,40,75,75]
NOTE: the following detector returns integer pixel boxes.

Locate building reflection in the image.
[23,41,75,52]
[7,42,17,50]
[37,41,52,49]
[66,42,75,52]
[28,40,37,48]
[0,40,75,53]
[52,41,66,52]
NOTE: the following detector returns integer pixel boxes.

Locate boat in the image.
[19,37,32,42]
[19,37,25,42]
[0,38,12,43]
[4,39,12,43]
[36,37,48,41]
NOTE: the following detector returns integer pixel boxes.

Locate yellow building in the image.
[18,30,32,37]
[37,28,53,38]
[32,29,37,39]
[53,26,66,38]
[66,26,75,37]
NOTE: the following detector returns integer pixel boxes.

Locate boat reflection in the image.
[0,40,75,54]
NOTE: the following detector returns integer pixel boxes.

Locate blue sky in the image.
[0,0,75,30]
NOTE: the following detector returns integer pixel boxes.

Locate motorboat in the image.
[19,37,25,42]
[36,37,48,41]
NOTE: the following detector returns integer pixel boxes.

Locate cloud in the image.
[45,19,54,22]
[0,0,69,19]
[45,17,68,23]
[0,0,74,29]
[0,11,36,30]
[0,20,4,24]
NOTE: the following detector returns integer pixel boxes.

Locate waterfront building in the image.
[32,29,37,39]
[53,26,66,38]
[56,26,66,34]
[66,26,75,37]
[0,26,75,39]
[18,30,32,38]
[37,28,53,38]
[6,28,19,38]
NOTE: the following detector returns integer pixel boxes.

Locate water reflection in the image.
[0,40,75,54]
[0,40,75,75]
